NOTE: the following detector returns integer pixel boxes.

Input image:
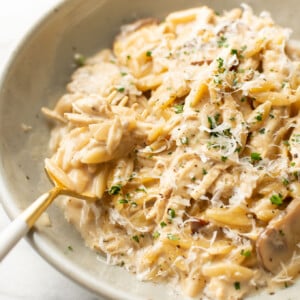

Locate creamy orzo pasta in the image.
[43,4,300,299]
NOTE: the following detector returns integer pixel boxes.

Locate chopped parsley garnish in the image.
[202,168,208,175]
[240,249,251,258]
[240,96,246,102]
[167,233,180,241]
[234,281,241,290]
[174,104,184,114]
[168,208,176,219]
[73,53,86,67]
[223,128,232,137]
[216,57,224,71]
[269,113,275,119]
[255,112,263,121]
[67,245,73,251]
[207,114,221,137]
[217,36,227,48]
[160,221,167,228]
[270,193,283,205]
[250,152,262,162]
[131,202,138,207]
[231,49,239,56]
[108,184,122,195]
[259,128,266,134]
[136,187,147,193]
[207,116,215,128]
[283,140,290,146]
[132,235,140,243]
[241,45,247,52]
[116,87,125,92]
[282,178,289,186]
[213,75,223,85]
[120,72,127,76]
[146,50,152,57]
[221,156,228,162]
[153,231,160,239]
[119,199,129,204]
[291,134,300,143]
[180,136,189,145]
[127,55,131,60]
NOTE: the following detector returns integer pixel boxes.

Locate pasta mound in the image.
[43,5,300,300]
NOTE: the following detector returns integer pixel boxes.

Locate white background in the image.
[0,1,102,300]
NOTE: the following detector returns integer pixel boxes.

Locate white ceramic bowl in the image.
[0,1,299,299]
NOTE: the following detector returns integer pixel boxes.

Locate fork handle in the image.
[0,216,28,261]
[0,189,60,261]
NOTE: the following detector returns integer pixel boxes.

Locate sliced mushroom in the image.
[256,198,300,273]
[190,218,209,234]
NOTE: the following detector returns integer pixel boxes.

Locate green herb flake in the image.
[217,36,227,48]
[120,72,127,76]
[116,87,125,93]
[282,178,289,186]
[213,75,223,85]
[108,184,122,195]
[207,116,214,128]
[136,187,147,193]
[250,152,262,162]
[146,50,152,57]
[119,199,129,204]
[221,156,228,162]
[240,96,246,102]
[283,140,290,146]
[180,137,189,145]
[67,245,73,251]
[279,229,285,236]
[291,134,300,144]
[234,282,241,290]
[168,208,176,219]
[160,221,167,228]
[241,45,247,52]
[255,112,263,122]
[132,235,140,243]
[174,104,184,114]
[259,128,266,134]
[202,168,208,175]
[119,261,125,267]
[240,249,251,258]
[153,231,160,239]
[167,233,180,241]
[231,49,239,56]
[131,202,138,208]
[73,53,86,67]
[216,57,224,70]
[270,194,283,205]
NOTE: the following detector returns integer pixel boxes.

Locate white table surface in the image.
[0,2,103,300]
